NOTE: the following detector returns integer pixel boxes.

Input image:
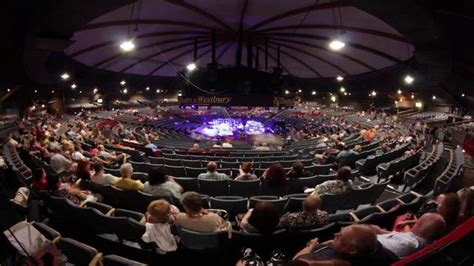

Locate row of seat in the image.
[434,146,465,194]
[376,149,422,182]
[32,222,146,265]
[356,142,410,175]
[146,156,315,168]
[403,143,444,191]
[122,161,331,178]
[2,144,33,186]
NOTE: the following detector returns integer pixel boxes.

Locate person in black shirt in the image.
[286,161,312,179]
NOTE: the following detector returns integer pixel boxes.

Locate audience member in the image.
[262,164,287,187]
[46,174,89,205]
[142,200,178,254]
[188,143,203,153]
[143,168,183,198]
[31,168,48,191]
[50,146,74,173]
[286,161,312,179]
[240,202,280,234]
[279,194,328,230]
[174,191,226,232]
[375,213,445,258]
[311,166,352,196]
[458,186,474,224]
[114,163,144,190]
[91,163,118,186]
[197,161,228,180]
[293,224,396,266]
[235,162,258,181]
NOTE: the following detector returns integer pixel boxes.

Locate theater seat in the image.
[102,254,147,266]
[177,227,229,251]
[56,237,102,265]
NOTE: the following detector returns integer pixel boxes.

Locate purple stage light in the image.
[194,118,267,138]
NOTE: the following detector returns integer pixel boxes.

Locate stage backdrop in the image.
[178,96,295,107]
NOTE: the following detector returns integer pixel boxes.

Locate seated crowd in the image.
[5,111,473,265]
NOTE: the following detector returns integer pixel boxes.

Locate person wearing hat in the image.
[174,191,225,232]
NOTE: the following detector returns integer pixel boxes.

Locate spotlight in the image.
[371,90,377,97]
[51,90,55,94]
[298,89,302,93]
[432,95,436,100]
[41,104,45,108]
[312,91,316,95]
[404,75,414,84]
[340,87,346,93]
[411,94,415,99]
[79,90,82,94]
[93,88,98,94]
[120,80,126,86]
[120,40,135,52]
[462,93,465,97]
[336,75,344,82]
[285,90,289,95]
[329,39,345,51]
[7,88,10,92]
[146,86,150,91]
[330,95,337,102]
[397,89,402,94]
[156,89,160,93]
[31,105,36,110]
[344,92,348,96]
[71,83,77,89]
[178,93,182,97]
[34,90,38,93]
[186,63,197,71]
[395,100,398,104]
[61,72,70,80]
[123,88,128,94]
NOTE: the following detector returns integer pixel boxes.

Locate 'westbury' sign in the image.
[179,96,294,107]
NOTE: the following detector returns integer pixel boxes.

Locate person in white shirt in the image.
[91,163,118,186]
[374,213,445,258]
[50,147,74,173]
[144,140,159,152]
[142,199,178,254]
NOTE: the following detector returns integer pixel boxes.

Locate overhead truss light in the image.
[330,95,337,102]
[329,39,346,51]
[186,63,197,71]
[120,80,126,86]
[371,90,377,97]
[404,75,414,84]
[336,75,344,82]
[146,86,150,91]
[285,90,290,95]
[340,87,346,93]
[123,88,128,94]
[312,91,316,95]
[432,95,436,100]
[71,83,77,89]
[120,40,135,52]
[61,72,70,80]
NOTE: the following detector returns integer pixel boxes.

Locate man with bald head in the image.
[293,224,396,266]
[279,194,329,230]
[197,161,229,180]
[376,212,445,258]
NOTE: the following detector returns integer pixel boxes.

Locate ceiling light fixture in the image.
[336,75,344,82]
[61,72,70,80]
[71,83,77,89]
[186,63,197,71]
[146,86,150,91]
[432,95,436,100]
[397,89,402,94]
[312,91,316,95]
[371,90,377,97]
[123,88,128,94]
[120,80,126,86]
[404,75,414,84]
[462,93,465,97]
[285,90,290,95]
[411,94,415,99]
[329,39,345,51]
[120,40,135,52]
[340,87,346,93]
[330,95,337,102]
